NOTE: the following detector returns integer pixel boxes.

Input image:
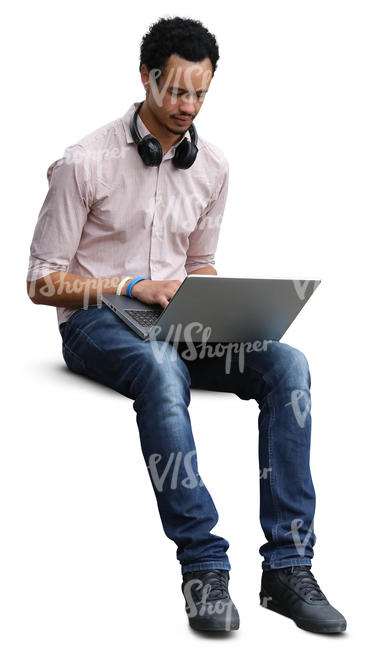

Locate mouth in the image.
[172,116,193,126]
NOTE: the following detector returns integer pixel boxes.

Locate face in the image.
[140,54,213,135]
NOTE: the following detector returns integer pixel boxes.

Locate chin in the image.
[166,123,189,136]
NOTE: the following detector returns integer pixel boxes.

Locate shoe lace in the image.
[191,570,229,601]
[283,566,326,601]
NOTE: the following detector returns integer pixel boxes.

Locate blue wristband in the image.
[127,276,147,297]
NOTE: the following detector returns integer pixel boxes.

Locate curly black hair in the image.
[139,16,220,81]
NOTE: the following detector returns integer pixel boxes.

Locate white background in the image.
[1,0,370,647]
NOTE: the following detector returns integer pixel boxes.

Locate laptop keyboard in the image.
[125,309,162,328]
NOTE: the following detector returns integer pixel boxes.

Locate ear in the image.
[140,63,150,88]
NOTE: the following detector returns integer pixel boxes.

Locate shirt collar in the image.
[121,101,192,155]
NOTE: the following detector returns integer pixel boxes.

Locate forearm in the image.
[188,265,217,276]
[27,271,134,308]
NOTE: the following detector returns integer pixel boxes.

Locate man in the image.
[26,16,346,634]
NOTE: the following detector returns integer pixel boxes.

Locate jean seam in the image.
[69,324,105,354]
[266,391,280,564]
[181,561,231,573]
[63,322,135,394]
[263,558,312,570]
[62,308,83,329]
[237,345,294,565]
[62,342,87,370]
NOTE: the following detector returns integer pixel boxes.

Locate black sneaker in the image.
[260,565,347,633]
[181,569,240,632]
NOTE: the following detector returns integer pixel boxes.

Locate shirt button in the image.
[152,264,158,271]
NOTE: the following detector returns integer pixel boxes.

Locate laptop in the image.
[101,276,321,343]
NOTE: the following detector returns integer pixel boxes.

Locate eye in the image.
[168,89,207,100]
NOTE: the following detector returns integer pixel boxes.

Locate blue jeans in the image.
[60,304,316,574]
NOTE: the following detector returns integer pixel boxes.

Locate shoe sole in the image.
[186,605,240,632]
[188,618,240,632]
[259,588,346,634]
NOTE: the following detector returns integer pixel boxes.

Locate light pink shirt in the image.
[26,101,229,329]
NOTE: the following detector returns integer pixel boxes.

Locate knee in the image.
[136,340,191,393]
[267,341,311,389]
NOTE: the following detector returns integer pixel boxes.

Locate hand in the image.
[131,279,182,309]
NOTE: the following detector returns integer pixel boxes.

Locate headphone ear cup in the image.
[138,135,163,166]
[172,140,198,169]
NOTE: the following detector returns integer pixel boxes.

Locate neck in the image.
[138,100,185,155]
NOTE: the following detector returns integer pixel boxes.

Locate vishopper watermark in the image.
[183,578,236,631]
[284,389,311,428]
[147,64,212,108]
[285,517,315,557]
[63,145,127,165]
[162,193,223,233]
[259,467,272,480]
[147,450,203,492]
[142,189,223,234]
[148,322,272,375]
[62,146,223,233]
[292,279,321,301]
[62,144,128,181]
[27,273,119,308]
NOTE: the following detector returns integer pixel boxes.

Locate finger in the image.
[160,295,169,308]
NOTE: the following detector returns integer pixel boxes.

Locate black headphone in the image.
[129,101,198,169]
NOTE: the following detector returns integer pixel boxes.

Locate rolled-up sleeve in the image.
[26,144,92,282]
[185,158,229,274]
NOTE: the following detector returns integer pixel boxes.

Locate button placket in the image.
[150,165,164,276]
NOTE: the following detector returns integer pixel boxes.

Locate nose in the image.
[178,95,196,117]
